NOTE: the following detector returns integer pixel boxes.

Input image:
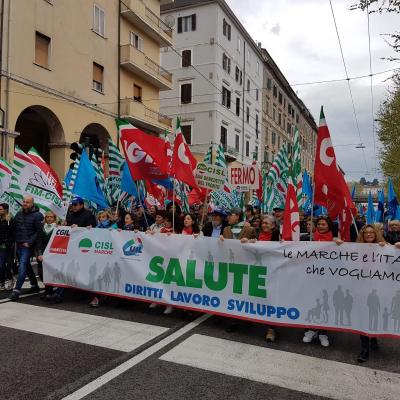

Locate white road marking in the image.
[62,313,210,400]
[160,334,400,400]
[0,302,167,352]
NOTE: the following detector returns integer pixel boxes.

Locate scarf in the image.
[230,221,245,239]
[43,223,56,235]
[313,231,334,242]
[258,231,272,241]
[97,219,112,229]
[160,226,173,233]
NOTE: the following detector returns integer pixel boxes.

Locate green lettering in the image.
[146,256,165,283]
[204,262,228,291]
[228,263,248,295]
[164,258,185,286]
[185,260,203,288]
[248,265,267,298]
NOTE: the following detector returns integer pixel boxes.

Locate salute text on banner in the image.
[44,228,400,338]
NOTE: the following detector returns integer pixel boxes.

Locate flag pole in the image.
[172,177,176,232]
[134,180,149,229]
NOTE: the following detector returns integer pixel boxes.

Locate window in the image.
[180,82,192,104]
[92,62,104,92]
[130,32,143,51]
[223,19,231,40]
[288,104,292,115]
[235,134,240,152]
[255,88,259,101]
[237,37,241,52]
[93,4,105,37]
[267,78,272,90]
[278,113,282,127]
[133,84,142,102]
[272,131,276,145]
[296,113,299,123]
[278,135,281,148]
[255,114,259,138]
[239,70,243,85]
[182,49,192,67]
[222,53,231,74]
[235,66,239,82]
[181,124,192,145]
[278,91,283,105]
[273,107,276,122]
[222,86,231,108]
[264,150,269,163]
[246,106,250,123]
[220,126,227,146]
[256,61,260,74]
[35,32,51,69]
[254,145,258,160]
[178,14,196,33]
[287,122,291,134]
[273,85,277,98]
[246,140,250,157]
[236,97,240,116]
[247,79,250,92]
[247,49,250,64]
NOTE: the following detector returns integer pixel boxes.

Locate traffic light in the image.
[69,142,84,170]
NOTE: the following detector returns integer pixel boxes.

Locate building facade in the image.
[160,0,317,173]
[0,0,173,179]
[160,0,264,166]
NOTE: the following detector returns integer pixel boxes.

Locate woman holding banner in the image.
[356,224,386,363]
[303,216,341,348]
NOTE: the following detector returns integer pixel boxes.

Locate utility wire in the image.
[328,0,369,174]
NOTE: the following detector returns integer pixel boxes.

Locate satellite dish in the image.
[164,15,175,28]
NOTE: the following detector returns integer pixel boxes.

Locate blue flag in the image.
[302,170,313,214]
[72,151,108,209]
[387,178,398,220]
[64,168,72,188]
[153,178,174,190]
[375,189,385,223]
[366,192,375,224]
[121,162,138,197]
[351,184,356,200]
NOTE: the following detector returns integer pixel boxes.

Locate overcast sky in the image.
[226,0,399,182]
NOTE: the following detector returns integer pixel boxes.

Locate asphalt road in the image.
[0,288,400,400]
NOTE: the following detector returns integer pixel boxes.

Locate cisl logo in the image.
[79,238,92,253]
[123,237,143,256]
[49,228,71,255]
[79,238,114,255]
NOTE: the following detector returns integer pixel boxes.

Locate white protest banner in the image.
[229,164,260,191]
[195,162,226,191]
[44,228,400,338]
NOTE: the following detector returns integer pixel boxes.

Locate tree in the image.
[350,1,399,60]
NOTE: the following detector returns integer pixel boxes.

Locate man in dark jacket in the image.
[202,208,228,237]
[9,196,43,301]
[66,196,96,227]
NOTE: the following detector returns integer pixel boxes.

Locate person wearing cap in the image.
[66,197,97,228]
[220,207,256,241]
[202,208,228,238]
[273,206,284,228]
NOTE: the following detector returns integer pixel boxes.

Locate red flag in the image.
[171,119,198,188]
[27,148,63,198]
[282,181,300,241]
[314,107,355,220]
[120,125,169,181]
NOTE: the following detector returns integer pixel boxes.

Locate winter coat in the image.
[0,216,14,249]
[222,224,257,240]
[66,208,97,227]
[202,220,228,237]
[14,206,43,246]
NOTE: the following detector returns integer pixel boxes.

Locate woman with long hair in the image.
[356,224,386,363]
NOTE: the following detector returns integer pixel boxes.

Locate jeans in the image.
[0,249,11,284]
[15,246,38,292]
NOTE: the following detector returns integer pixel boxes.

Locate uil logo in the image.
[123,238,143,256]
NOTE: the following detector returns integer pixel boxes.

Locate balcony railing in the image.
[222,144,239,157]
[141,1,173,38]
[143,52,172,83]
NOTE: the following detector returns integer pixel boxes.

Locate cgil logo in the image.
[123,238,143,256]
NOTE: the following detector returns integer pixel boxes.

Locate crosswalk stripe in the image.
[0,303,167,352]
[160,334,400,400]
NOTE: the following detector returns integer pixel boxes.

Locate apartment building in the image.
[261,48,317,173]
[160,0,263,166]
[0,0,173,178]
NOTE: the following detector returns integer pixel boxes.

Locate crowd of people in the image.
[0,195,400,364]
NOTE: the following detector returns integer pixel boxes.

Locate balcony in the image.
[121,0,173,47]
[120,45,172,91]
[120,98,172,134]
[222,144,239,162]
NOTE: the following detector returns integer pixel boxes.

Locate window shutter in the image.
[35,32,50,68]
[191,14,196,31]
[228,25,231,40]
[227,90,231,108]
[223,19,226,36]
[178,17,182,33]
[93,63,103,83]
[138,36,144,52]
